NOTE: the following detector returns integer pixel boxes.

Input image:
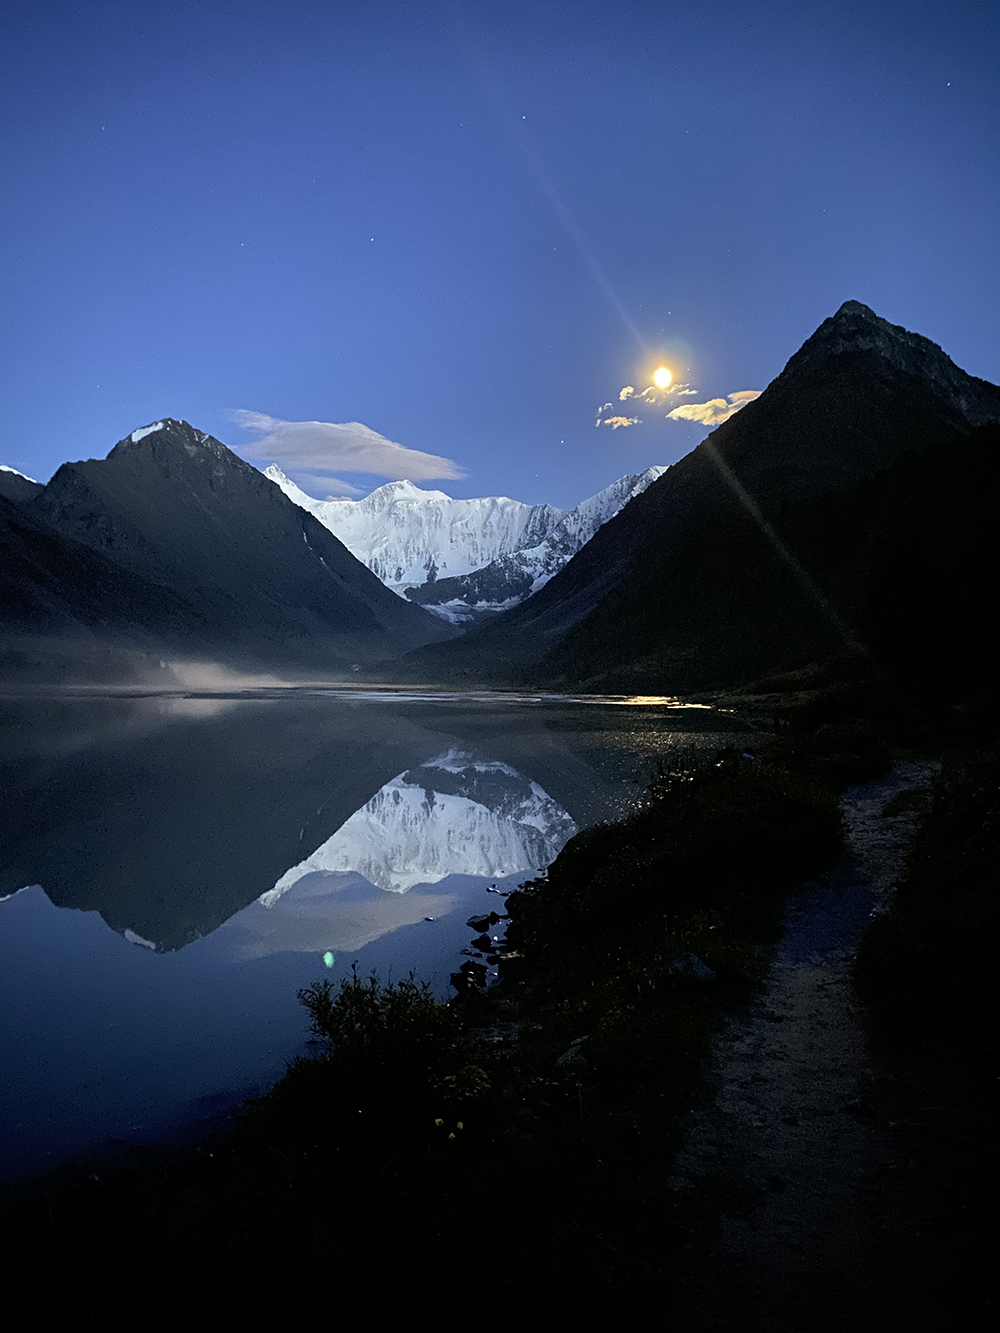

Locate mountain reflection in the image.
[0,693,735,953]
[264,748,578,898]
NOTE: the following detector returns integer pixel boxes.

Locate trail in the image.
[671,760,942,1331]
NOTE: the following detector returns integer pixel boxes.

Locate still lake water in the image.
[0,686,757,1183]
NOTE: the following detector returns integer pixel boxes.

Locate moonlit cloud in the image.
[231,410,465,480]
[597,414,641,429]
[596,377,696,427]
[666,390,761,426]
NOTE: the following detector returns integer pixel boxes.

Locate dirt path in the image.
[670,760,942,1332]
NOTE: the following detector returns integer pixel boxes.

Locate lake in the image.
[0,686,758,1184]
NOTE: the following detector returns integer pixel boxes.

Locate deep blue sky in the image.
[2,0,997,508]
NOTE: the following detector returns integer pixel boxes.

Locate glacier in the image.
[263,469,562,593]
[404,466,667,622]
[264,463,666,622]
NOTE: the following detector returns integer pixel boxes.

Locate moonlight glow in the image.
[653,367,672,389]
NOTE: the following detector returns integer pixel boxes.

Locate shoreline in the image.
[1,697,992,1318]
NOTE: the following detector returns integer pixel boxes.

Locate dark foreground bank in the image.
[1,697,993,1321]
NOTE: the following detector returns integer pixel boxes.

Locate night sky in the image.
[1,0,996,509]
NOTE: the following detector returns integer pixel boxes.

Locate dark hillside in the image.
[16,419,451,674]
[0,468,42,505]
[0,495,201,650]
[398,303,1000,688]
[541,422,1000,694]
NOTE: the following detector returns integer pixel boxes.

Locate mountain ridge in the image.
[395,301,1000,690]
[2,419,451,679]
[404,466,666,623]
[264,467,563,592]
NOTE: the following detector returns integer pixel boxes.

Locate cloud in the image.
[667,390,761,426]
[231,410,465,480]
[596,376,697,428]
[614,380,694,407]
[294,474,366,498]
[597,415,641,429]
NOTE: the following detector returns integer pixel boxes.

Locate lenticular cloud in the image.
[667,390,761,426]
[231,410,465,481]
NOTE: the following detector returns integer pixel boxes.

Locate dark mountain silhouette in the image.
[0,490,203,682]
[398,302,1000,692]
[1,419,451,678]
[0,467,42,505]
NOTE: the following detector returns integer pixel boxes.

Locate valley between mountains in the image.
[2,299,997,700]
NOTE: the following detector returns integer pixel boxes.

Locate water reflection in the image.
[0,691,756,1182]
[265,748,577,898]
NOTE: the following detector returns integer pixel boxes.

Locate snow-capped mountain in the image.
[263,468,562,593]
[405,466,667,623]
[261,748,577,897]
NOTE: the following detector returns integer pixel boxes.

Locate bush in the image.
[298,966,459,1088]
[235,967,486,1160]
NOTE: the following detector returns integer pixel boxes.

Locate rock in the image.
[669,953,716,982]
[466,912,502,932]
[471,933,494,951]
[450,960,488,995]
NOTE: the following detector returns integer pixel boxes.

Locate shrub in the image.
[298,966,460,1089]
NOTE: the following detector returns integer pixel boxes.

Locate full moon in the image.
[653,366,672,388]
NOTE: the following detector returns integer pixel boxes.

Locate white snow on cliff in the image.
[415,465,667,622]
[264,463,667,618]
[130,421,166,443]
[0,464,38,483]
[263,468,563,594]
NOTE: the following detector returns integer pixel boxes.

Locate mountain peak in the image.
[108,419,240,473]
[778,302,997,417]
[371,479,445,500]
[123,418,203,445]
[833,299,878,320]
